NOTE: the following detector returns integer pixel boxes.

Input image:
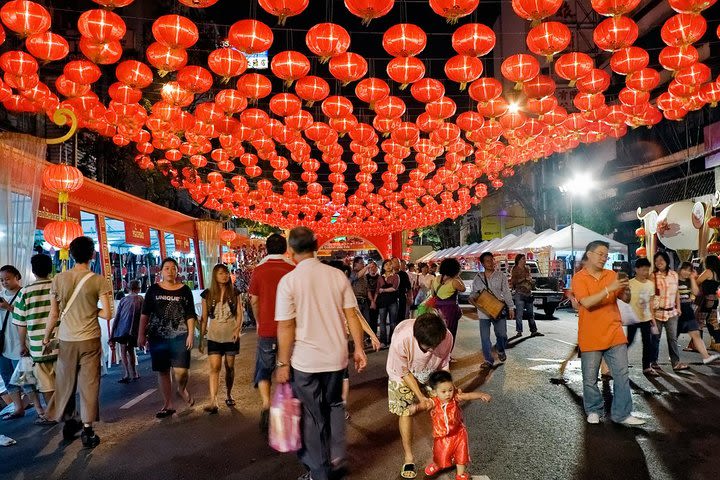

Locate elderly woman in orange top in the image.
[571,240,646,427]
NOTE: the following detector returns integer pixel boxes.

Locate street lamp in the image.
[559,173,597,275]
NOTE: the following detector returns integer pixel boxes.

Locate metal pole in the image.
[570,194,574,275]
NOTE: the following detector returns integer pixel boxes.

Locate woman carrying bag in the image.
[430,259,466,351]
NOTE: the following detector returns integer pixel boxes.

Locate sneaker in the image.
[456,473,470,480]
[703,353,720,364]
[587,413,600,424]
[498,353,507,363]
[80,428,100,448]
[530,332,545,337]
[620,415,646,426]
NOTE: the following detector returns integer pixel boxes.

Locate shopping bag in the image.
[9,357,36,387]
[617,300,640,326]
[415,295,438,316]
[269,383,302,453]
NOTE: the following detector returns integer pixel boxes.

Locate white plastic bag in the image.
[9,357,36,387]
[618,300,640,326]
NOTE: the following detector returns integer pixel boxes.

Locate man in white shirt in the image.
[275,227,368,480]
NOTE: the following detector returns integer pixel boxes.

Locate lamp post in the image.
[559,173,597,275]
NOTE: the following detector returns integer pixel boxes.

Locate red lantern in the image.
[236,73,272,102]
[591,0,642,16]
[328,52,368,85]
[116,60,153,88]
[468,77,503,102]
[322,95,354,118]
[305,23,350,63]
[429,0,479,24]
[295,75,330,106]
[44,220,83,251]
[410,78,445,103]
[93,0,135,6]
[658,45,699,73]
[522,74,555,98]
[575,68,611,94]
[271,50,311,86]
[228,19,274,54]
[609,46,649,75]
[177,66,213,94]
[452,23,495,57]
[152,15,198,49]
[146,42,188,75]
[375,95,407,118]
[554,52,594,86]
[635,246,647,258]
[78,9,126,43]
[1,1,51,37]
[675,62,711,86]
[444,55,483,90]
[222,251,237,264]
[426,96,456,119]
[513,0,563,25]
[501,54,540,90]
[0,50,37,76]
[258,0,309,25]
[382,24,427,57]
[593,16,638,52]
[269,93,302,117]
[208,48,247,81]
[387,56,425,89]
[219,229,237,244]
[42,163,84,202]
[344,0,395,25]
[700,82,720,107]
[355,77,391,105]
[25,32,69,62]
[626,67,660,92]
[661,13,706,47]
[79,38,123,65]
[526,21,571,61]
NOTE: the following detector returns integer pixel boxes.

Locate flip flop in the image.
[225,398,236,407]
[155,409,175,419]
[400,463,417,479]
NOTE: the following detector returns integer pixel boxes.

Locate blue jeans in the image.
[651,316,681,366]
[513,293,537,333]
[377,302,398,345]
[479,317,508,364]
[580,344,633,422]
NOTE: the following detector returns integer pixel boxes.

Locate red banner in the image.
[124,221,151,247]
[36,196,80,229]
[175,234,191,253]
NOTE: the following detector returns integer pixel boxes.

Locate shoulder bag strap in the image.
[2,289,21,333]
[61,272,95,320]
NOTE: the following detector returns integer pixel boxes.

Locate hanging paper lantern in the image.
[444,55,483,90]
[344,0,395,25]
[522,74,555,98]
[328,52,368,85]
[382,24,427,57]
[575,68,611,94]
[236,73,272,102]
[44,220,83,258]
[152,15,198,49]
[228,19,274,54]
[660,13,706,47]
[146,42,188,75]
[79,38,123,65]
[305,23,350,63]
[93,0,135,6]
[554,52,594,86]
[42,163,84,202]
[355,77,391,106]
[0,1,51,37]
[626,67,660,92]
[591,0,642,16]
[468,77,503,102]
[429,0,479,24]
[0,50,38,76]
[410,77,445,103]
[269,92,302,117]
[258,0,310,25]
[375,95,406,118]
[501,54,540,90]
[176,65,213,94]
[451,23,495,57]
[593,16,638,52]
[78,9,126,43]
[609,46,649,75]
[658,45,699,72]
[526,21,571,61]
[387,56,425,89]
[115,60,153,88]
[700,82,720,107]
[271,50,311,86]
[208,48,248,81]
[222,251,237,264]
[294,75,330,106]
[25,32,69,62]
[513,0,563,25]
[322,95,354,119]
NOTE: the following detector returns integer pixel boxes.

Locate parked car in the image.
[458,270,478,304]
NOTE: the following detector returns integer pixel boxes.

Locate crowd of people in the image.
[2,230,720,479]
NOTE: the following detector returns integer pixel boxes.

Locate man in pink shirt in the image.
[275,227,368,480]
[386,313,453,479]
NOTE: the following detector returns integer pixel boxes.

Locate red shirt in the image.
[248,257,294,338]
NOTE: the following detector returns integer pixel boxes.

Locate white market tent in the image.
[527,223,628,256]
[497,230,539,252]
[489,234,518,252]
[453,243,480,257]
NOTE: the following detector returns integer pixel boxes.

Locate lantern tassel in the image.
[58,192,69,204]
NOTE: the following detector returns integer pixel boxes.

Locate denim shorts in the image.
[149,335,191,372]
[253,336,277,387]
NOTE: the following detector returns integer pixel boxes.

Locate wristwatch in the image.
[276,361,289,368]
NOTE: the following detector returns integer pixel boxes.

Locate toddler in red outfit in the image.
[411,370,491,480]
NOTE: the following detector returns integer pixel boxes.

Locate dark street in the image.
[1,309,719,480]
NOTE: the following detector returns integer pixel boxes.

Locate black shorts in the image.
[111,335,137,347]
[149,335,191,372]
[254,336,277,387]
[207,339,240,356]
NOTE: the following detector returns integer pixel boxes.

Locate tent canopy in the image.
[527,224,627,256]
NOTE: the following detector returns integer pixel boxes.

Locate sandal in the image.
[673,363,689,371]
[155,408,175,419]
[34,415,57,426]
[400,463,417,479]
[424,463,441,476]
[203,405,219,415]
[225,398,236,407]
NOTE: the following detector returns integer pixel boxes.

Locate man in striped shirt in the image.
[12,254,57,425]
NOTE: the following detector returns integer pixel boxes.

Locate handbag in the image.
[0,290,21,355]
[471,273,505,319]
[269,383,302,453]
[617,300,640,326]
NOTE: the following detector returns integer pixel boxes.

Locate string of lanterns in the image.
[41,162,85,266]
[1,0,720,237]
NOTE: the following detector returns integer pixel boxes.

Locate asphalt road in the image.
[1,308,719,480]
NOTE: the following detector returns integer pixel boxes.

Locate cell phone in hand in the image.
[617,272,628,280]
